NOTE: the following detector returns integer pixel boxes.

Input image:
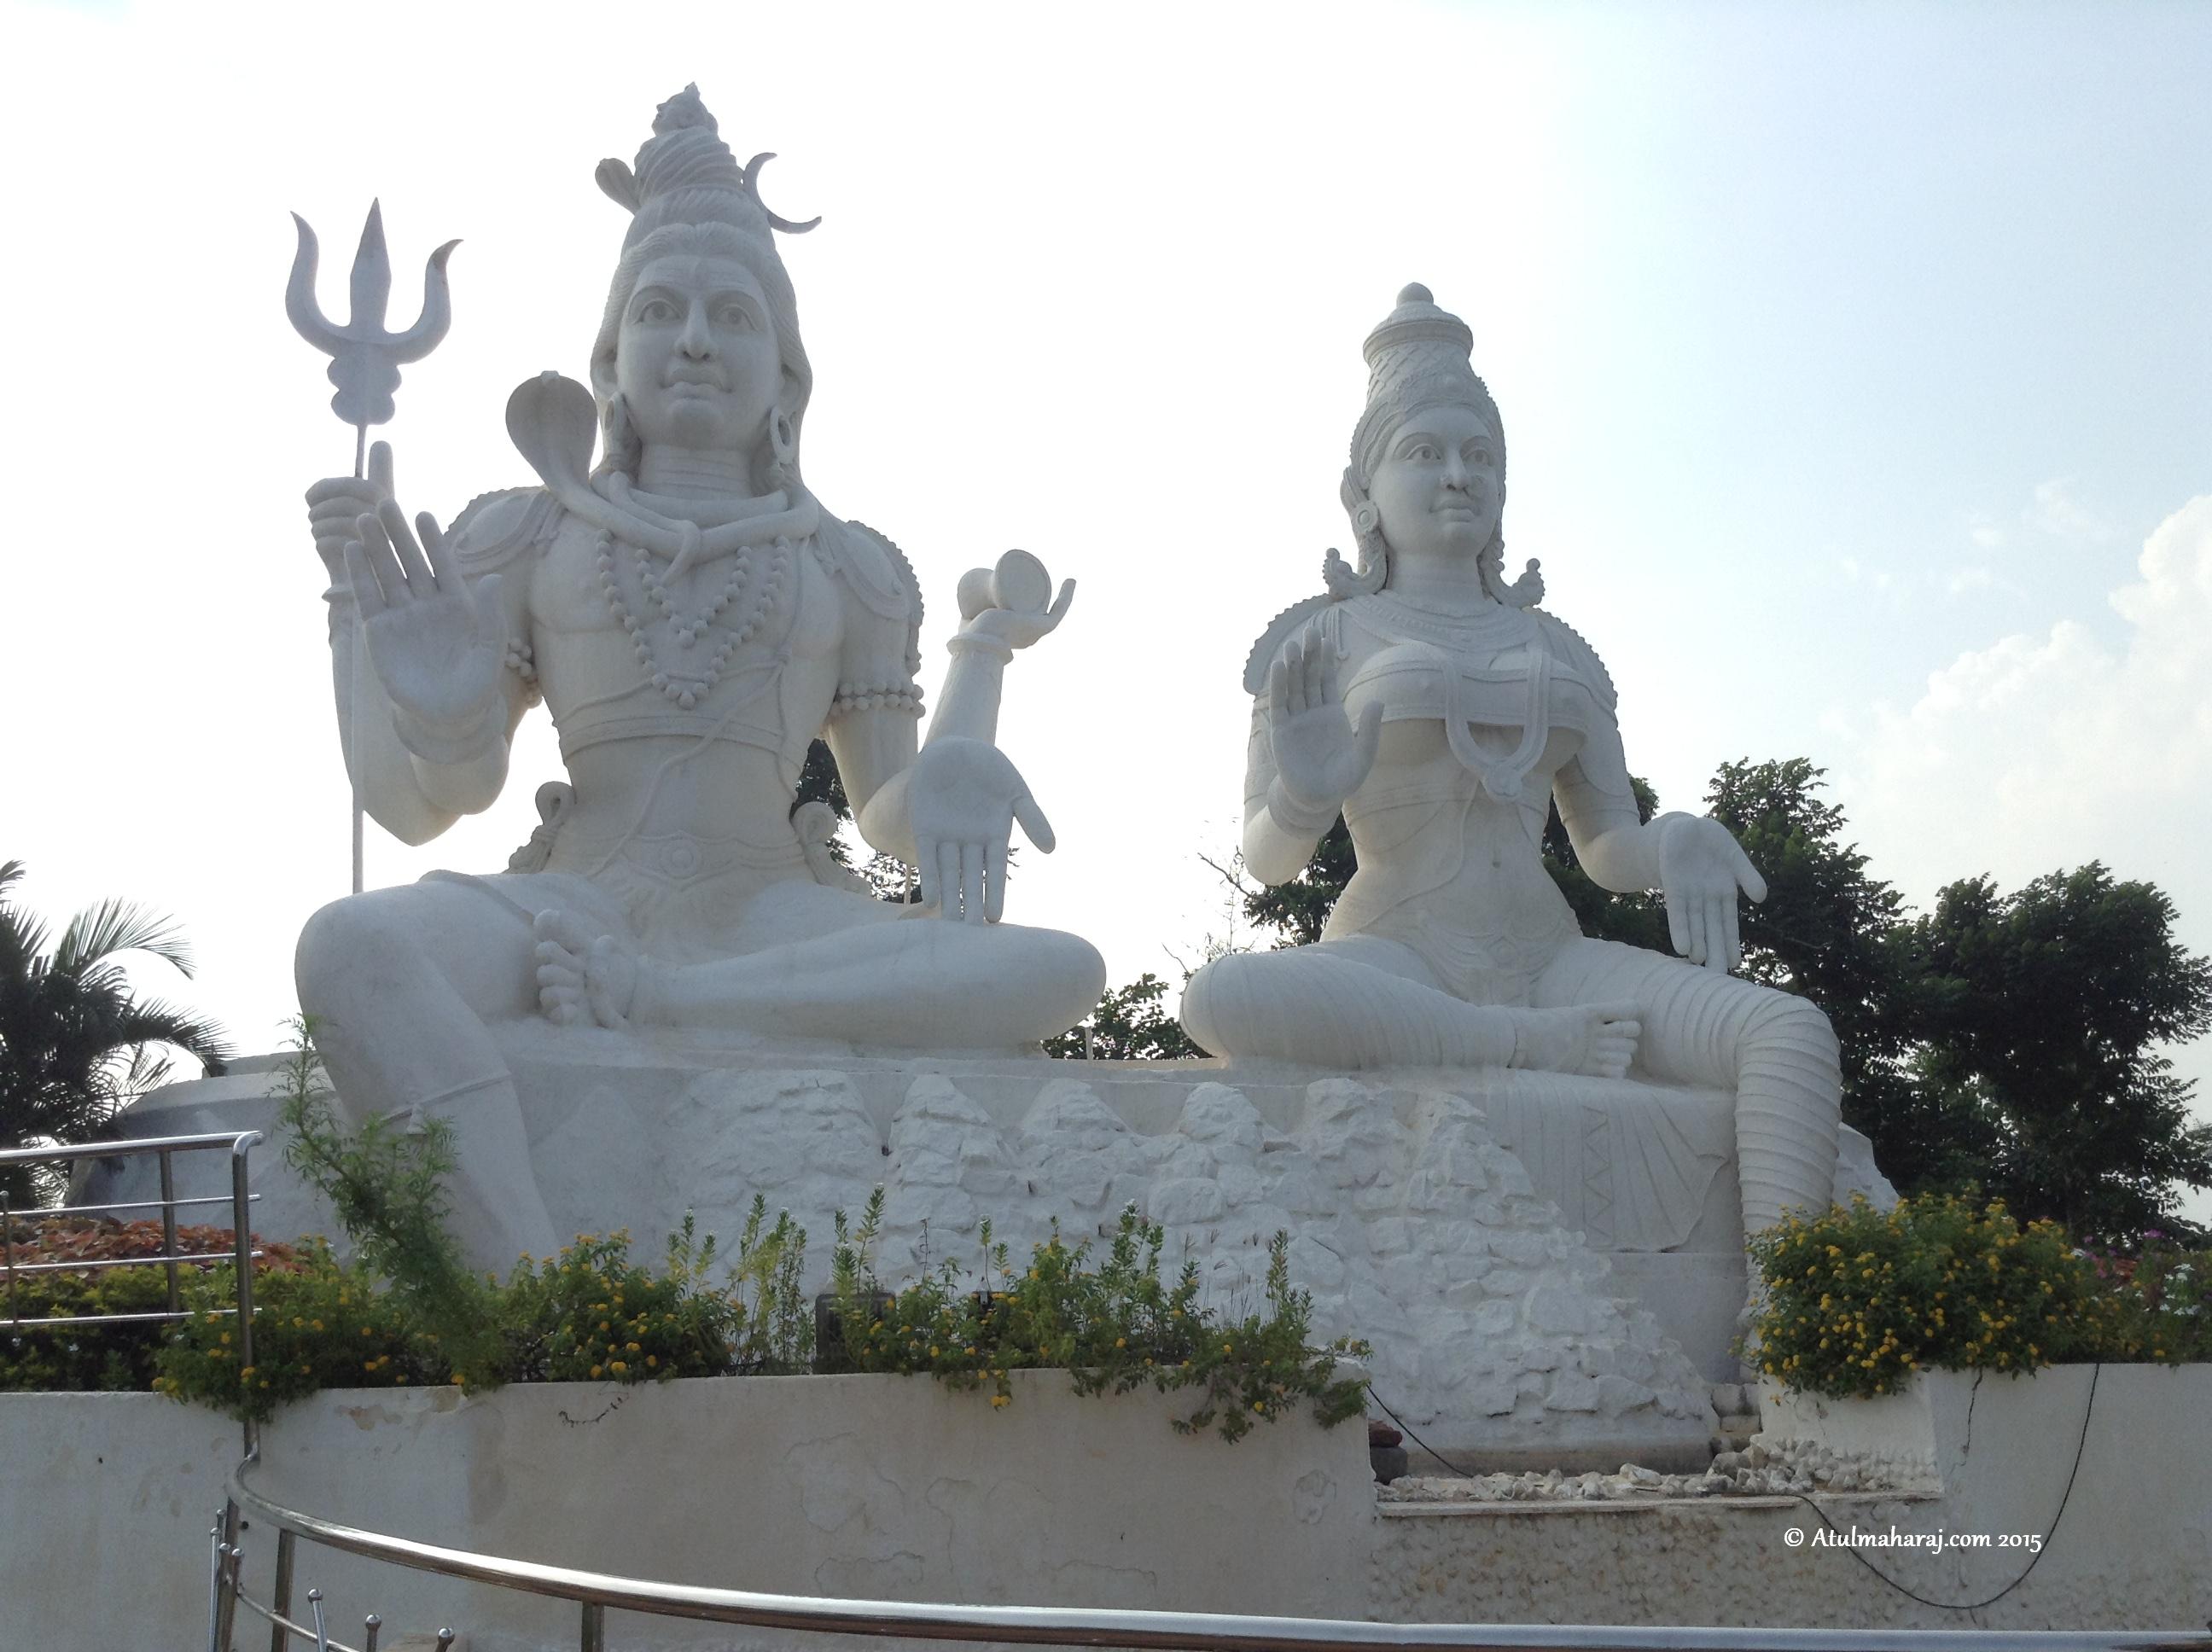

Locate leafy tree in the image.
[0,861,230,1205]
[1240,818,1357,947]
[792,740,920,903]
[1905,865,2212,1242]
[1045,973,1202,1060]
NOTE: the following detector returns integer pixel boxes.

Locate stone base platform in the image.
[96,1027,1886,1467]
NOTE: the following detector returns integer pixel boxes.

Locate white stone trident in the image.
[285,201,457,893]
[285,200,457,478]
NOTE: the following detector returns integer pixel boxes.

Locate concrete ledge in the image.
[1372,1366,2212,1630]
[2,1371,1371,1652]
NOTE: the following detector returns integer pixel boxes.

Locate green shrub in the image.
[830,1195,1368,1441]
[1749,1194,2105,1398]
[151,1210,811,1421]
[1,1218,312,1398]
[157,1243,435,1418]
[2086,1239,2212,1365]
[2,1261,174,1393]
[499,1206,812,1385]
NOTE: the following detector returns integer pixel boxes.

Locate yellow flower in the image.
[646,1355,658,1369]
[990,1393,1010,1409]
[219,1332,231,1345]
[311,1319,323,1331]
[610,1360,627,1375]
[626,1341,641,1352]
[590,1364,603,1379]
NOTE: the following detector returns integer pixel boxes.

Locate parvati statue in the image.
[296,88,1104,1265]
[1179,285,1840,1244]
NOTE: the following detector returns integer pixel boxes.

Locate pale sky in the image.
[3,0,2209,1219]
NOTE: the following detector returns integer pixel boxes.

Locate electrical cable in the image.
[1367,1361,2100,1614]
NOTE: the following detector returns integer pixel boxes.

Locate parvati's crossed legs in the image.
[295,878,568,1270]
[1178,935,1640,1077]
[1533,937,1842,1237]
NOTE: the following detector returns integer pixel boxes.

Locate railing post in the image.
[580,1599,605,1652]
[3,1189,17,1329]
[231,1138,259,1462]
[362,1612,381,1652]
[215,1502,243,1652]
[203,1508,228,1652]
[160,1148,183,1314]
[269,1527,296,1652]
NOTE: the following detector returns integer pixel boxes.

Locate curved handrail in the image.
[228,1458,2212,1652]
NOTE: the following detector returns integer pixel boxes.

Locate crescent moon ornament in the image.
[742,152,823,234]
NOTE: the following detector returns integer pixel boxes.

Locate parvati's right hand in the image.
[305,440,398,578]
[1265,621,1383,825]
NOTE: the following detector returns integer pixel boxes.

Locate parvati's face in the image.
[614,253,782,454]
[1367,402,1502,567]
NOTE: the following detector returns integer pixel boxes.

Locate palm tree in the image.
[0,860,231,1207]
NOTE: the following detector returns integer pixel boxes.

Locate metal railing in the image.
[208,1453,2212,1652]
[0,1129,263,1340]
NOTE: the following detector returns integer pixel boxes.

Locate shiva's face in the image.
[613,253,783,457]
[1366,402,1503,567]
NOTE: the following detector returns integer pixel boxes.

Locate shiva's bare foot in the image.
[533,910,641,1030]
[1509,1001,1641,1079]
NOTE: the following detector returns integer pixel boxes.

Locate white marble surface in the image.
[1182,284,1842,1249]
[292,87,1101,1268]
[104,1035,1883,1451]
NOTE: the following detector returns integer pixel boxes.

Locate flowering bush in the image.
[0,1219,311,1398]
[1748,1194,2105,1399]
[149,1209,811,1421]
[828,1195,1368,1442]
[2087,1237,2212,1365]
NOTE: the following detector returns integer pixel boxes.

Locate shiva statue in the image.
[296,88,1104,1265]
[1179,285,1840,1244]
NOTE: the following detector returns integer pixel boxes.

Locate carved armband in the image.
[946,631,1015,665]
[829,678,925,719]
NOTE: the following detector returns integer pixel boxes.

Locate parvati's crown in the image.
[1350,282,1503,486]
[593,84,820,251]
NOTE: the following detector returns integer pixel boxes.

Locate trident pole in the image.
[285,199,458,897]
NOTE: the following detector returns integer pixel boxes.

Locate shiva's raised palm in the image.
[296,88,1103,1265]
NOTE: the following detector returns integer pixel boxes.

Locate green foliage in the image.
[273,1026,507,1384]
[504,1206,812,1384]
[157,1246,434,1419]
[830,1198,1368,1441]
[0,1254,175,1393]
[1045,973,1202,1060]
[1241,817,1358,948]
[148,1213,812,1421]
[1748,1194,2108,1399]
[1905,865,2212,1242]
[2088,1238,2212,1365]
[0,859,231,1204]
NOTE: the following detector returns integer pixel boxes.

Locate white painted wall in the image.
[4,1365,2207,1649]
[0,1372,1372,1652]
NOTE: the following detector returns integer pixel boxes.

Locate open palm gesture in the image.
[344,495,507,737]
[1266,624,1383,814]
